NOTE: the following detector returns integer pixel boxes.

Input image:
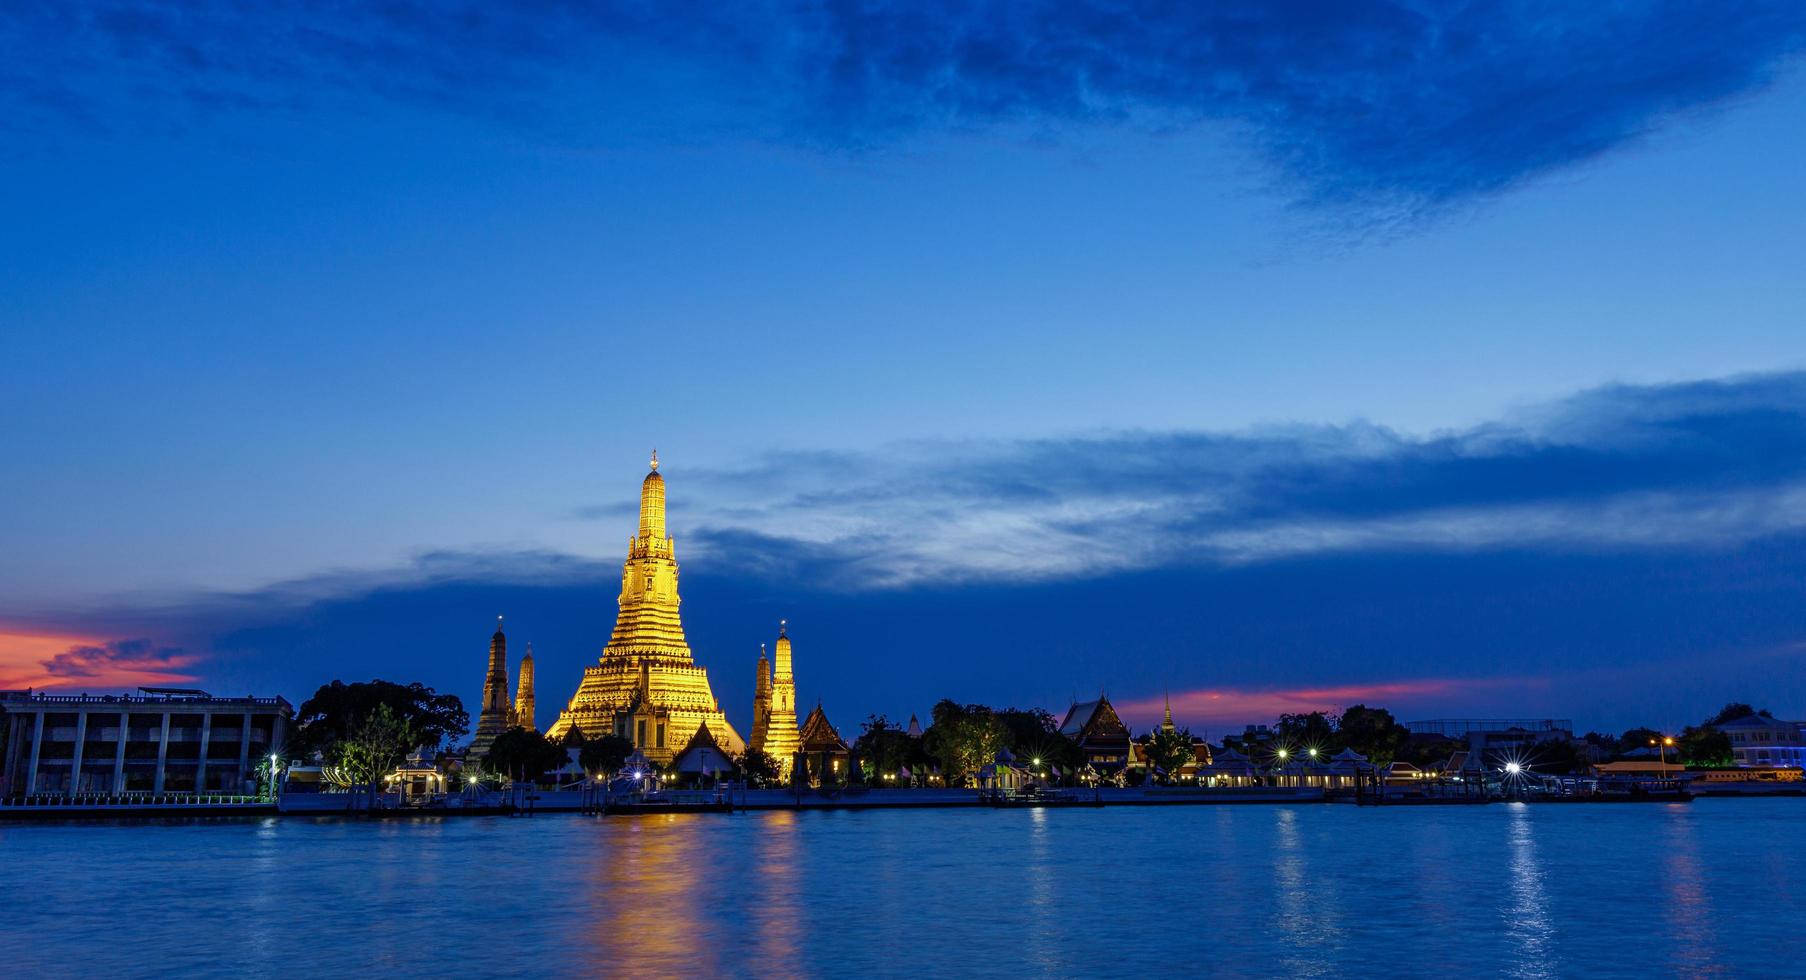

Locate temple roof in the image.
[1059,696,1129,740]
[799,703,848,753]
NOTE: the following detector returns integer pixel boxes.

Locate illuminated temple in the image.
[545,454,744,763]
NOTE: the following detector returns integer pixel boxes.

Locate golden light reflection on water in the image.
[750,810,802,968]
[589,814,722,975]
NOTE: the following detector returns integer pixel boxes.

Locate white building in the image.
[1718,714,1806,768]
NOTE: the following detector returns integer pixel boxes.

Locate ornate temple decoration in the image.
[545,454,744,763]
[468,617,514,763]
[514,642,536,732]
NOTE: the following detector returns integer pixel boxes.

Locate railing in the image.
[0,693,290,708]
[2,793,270,807]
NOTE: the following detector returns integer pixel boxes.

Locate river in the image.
[4,799,1800,977]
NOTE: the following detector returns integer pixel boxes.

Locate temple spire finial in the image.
[649,448,659,472]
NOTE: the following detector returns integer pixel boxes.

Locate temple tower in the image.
[514,642,537,733]
[750,643,772,753]
[468,616,514,763]
[1162,693,1176,735]
[762,620,801,777]
[545,453,744,763]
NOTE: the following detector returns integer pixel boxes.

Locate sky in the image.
[4,2,1806,739]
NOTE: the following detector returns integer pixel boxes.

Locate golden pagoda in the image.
[750,621,801,779]
[545,453,744,763]
[513,642,536,732]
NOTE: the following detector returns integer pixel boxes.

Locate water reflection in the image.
[1272,806,1342,977]
[1504,803,1554,979]
[1025,807,1065,975]
[591,815,721,975]
[1659,806,1720,976]
[749,810,801,972]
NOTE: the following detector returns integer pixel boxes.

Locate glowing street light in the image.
[1504,761,1522,775]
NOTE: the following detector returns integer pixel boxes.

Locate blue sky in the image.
[4,2,1806,737]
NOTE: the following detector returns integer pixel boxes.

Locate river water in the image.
[3,799,1800,978]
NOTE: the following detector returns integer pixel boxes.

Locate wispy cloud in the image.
[640,372,1806,588]
[4,3,1802,227]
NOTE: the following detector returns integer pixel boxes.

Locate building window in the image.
[637,720,647,746]
[656,724,665,748]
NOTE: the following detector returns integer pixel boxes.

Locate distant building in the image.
[796,703,850,786]
[1,688,292,797]
[1407,718,1574,769]
[1058,696,1132,773]
[1405,719,1574,738]
[671,721,735,783]
[1718,714,1806,768]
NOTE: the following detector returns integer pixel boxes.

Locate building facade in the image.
[1719,714,1806,768]
[1,688,292,797]
[545,454,744,763]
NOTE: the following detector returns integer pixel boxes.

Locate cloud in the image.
[8,371,1806,731]
[0,632,198,690]
[4,2,1802,226]
[1115,677,1545,731]
[646,371,1806,589]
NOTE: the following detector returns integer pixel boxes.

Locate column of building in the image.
[152,711,171,794]
[67,712,89,795]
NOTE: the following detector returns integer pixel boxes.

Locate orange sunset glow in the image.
[0,629,198,690]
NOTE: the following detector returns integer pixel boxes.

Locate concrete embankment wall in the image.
[273,785,1329,816]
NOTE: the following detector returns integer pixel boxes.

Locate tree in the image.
[579,733,635,777]
[922,700,1009,786]
[1617,727,1663,756]
[1338,705,1409,765]
[1144,726,1194,782]
[290,680,467,761]
[1679,727,1734,768]
[737,749,783,787]
[855,715,915,781]
[486,727,568,785]
[334,703,415,801]
[1704,702,1771,727]
[1276,711,1337,750]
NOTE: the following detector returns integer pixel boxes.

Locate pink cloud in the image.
[0,630,199,691]
[1117,676,1548,731]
